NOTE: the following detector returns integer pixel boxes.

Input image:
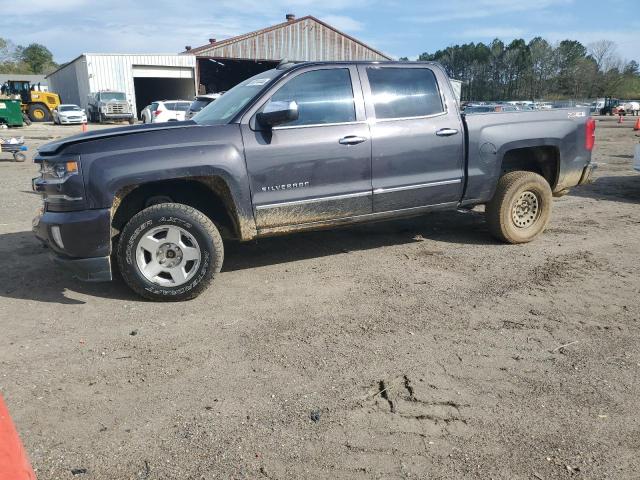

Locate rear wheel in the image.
[117,203,224,301]
[28,103,50,122]
[486,171,552,244]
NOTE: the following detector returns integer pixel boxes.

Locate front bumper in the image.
[59,117,87,124]
[101,113,134,120]
[33,207,113,282]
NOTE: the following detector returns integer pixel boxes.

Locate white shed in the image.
[46,54,197,118]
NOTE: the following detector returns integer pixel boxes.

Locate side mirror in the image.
[256,100,298,128]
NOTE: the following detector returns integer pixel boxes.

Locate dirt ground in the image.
[1,118,639,480]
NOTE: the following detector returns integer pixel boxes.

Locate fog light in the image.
[51,225,65,249]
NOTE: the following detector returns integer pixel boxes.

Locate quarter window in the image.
[367,68,444,119]
[265,68,356,127]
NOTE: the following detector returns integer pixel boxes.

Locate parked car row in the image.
[463,103,532,114]
[44,91,231,127]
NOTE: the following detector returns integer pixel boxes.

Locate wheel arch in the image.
[111,176,253,241]
[499,145,560,189]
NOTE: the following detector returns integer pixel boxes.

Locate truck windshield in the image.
[193,70,281,125]
[99,92,126,101]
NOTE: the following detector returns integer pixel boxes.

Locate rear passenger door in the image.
[358,65,464,212]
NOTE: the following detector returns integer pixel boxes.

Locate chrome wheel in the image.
[135,225,201,286]
[511,190,540,228]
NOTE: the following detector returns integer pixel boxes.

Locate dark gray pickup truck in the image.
[33,61,596,301]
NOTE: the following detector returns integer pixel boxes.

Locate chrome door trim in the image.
[273,120,367,131]
[373,179,462,195]
[256,190,372,210]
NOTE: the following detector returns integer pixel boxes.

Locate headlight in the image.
[41,160,79,179]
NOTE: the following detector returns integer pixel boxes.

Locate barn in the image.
[185,14,392,95]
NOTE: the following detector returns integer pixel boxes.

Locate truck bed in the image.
[462,108,592,204]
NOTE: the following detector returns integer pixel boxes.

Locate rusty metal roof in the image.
[184,15,392,61]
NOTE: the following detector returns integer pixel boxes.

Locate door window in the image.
[367,68,444,120]
[265,68,356,127]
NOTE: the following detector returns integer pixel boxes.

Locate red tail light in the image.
[154,110,161,116]
[585,117,596,151]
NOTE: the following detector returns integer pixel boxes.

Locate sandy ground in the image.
[1,118,639,480]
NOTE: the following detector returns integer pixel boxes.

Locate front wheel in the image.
[117,203,224,301]
[486,171,552,244]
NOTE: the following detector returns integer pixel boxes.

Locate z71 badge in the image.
[262,182,310,192]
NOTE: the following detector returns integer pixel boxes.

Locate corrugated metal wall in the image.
[193,18,389,61]
[86,55,196,111]
[48,59,87,106]
[48,54,197,111]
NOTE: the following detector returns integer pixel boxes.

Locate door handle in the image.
[436,128,459,137]
[339,135,367,145]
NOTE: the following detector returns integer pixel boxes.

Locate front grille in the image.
[106,104,127,114]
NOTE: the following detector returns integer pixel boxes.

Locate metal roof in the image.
[184,15,392,61]
[0,74,48,85]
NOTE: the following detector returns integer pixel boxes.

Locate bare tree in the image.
[588,40,620,72]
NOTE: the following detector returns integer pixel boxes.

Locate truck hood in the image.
[38,121,197,155]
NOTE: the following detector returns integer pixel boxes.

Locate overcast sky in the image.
[2,0,639,63]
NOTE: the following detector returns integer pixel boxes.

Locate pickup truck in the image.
[32,61,596,301]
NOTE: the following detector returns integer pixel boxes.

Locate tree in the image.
[623,60,639,77]
[588,40,619,73]
[414,37,632,100]
[19,43,55,74]
[527,37,554,99]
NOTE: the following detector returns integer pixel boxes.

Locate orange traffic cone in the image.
[0,395,37,480]
[634,118,640,131]
[81,122,88,133]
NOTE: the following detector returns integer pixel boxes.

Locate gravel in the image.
[1,119,639,479]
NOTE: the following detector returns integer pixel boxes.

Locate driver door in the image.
[241,66,372,232]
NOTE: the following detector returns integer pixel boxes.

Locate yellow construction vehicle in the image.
[1,80,61,122]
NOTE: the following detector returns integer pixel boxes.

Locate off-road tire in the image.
[28,103,50,122]
[486,171,552,244]
[22,113,32,126]
[117,203,224,301]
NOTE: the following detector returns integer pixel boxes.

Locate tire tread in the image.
[116,203,223,301]
[486,171,552,244]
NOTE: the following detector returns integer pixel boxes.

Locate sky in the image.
[2,0,639,64]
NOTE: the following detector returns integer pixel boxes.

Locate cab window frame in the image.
[247,65,366,131]
[363,66,448,122]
